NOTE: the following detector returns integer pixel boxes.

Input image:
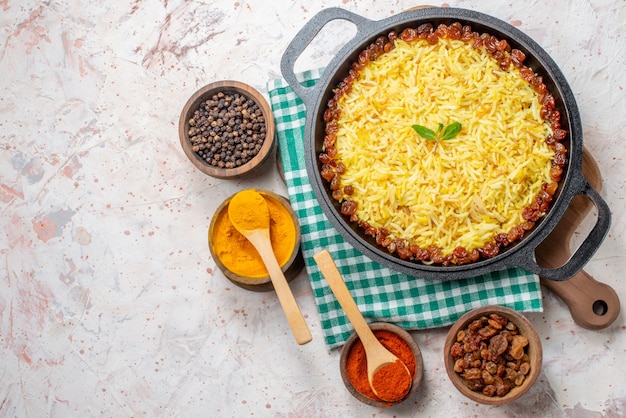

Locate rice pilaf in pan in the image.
[319,22,567,265]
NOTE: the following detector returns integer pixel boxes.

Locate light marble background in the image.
[1,0,625,417]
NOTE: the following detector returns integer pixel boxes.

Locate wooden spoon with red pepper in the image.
[314,250,412,402]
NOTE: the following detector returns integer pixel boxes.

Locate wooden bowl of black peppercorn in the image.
[179,80,276,179]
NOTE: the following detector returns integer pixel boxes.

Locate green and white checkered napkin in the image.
[267,68,543,349]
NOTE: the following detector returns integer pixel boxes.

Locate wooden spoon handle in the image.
[247,230,312,345]
[542,270,620,330]
[313,250,383,352]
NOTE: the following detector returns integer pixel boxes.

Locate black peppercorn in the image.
[188,90,266,169]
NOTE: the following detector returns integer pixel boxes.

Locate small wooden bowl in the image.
[339,322,424,407]
[179,81,276,179]
[443,305,542,405]
[208,190,303,292]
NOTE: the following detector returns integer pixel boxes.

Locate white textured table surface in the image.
[1,1,625,417]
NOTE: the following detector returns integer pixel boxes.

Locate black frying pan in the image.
[280,7,611,281]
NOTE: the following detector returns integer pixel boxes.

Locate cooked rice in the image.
[334,38,555,254]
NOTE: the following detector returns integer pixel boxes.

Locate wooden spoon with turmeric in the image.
[313,250,412,402]
[228,189,312,345]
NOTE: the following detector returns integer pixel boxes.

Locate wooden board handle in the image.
[542,270,620,330]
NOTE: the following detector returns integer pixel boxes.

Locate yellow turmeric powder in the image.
[211,192,297,279]
[228,189,269,231]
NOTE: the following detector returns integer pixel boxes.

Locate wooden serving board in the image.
[536,149,620,329]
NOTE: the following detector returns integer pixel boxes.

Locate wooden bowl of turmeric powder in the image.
[208,189,304,291]
[339,322,424,407]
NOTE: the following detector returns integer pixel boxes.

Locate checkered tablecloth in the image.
[267,68,543,349]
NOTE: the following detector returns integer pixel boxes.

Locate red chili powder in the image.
[371,359,412,401]
[345,330,416,402]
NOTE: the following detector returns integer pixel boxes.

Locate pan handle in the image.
[280,8,370,106]
[523,178,611,281]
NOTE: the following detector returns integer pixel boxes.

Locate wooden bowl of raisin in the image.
[443,305,542,406]
[179,81,276,179]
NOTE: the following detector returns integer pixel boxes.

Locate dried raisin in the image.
[449,313,532,397]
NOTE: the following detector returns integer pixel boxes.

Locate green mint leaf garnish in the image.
[442,121,462,140]
[412,124,436,139]
[412,121,462,154]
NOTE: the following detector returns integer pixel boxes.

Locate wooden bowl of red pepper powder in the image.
[339,322,424,407]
